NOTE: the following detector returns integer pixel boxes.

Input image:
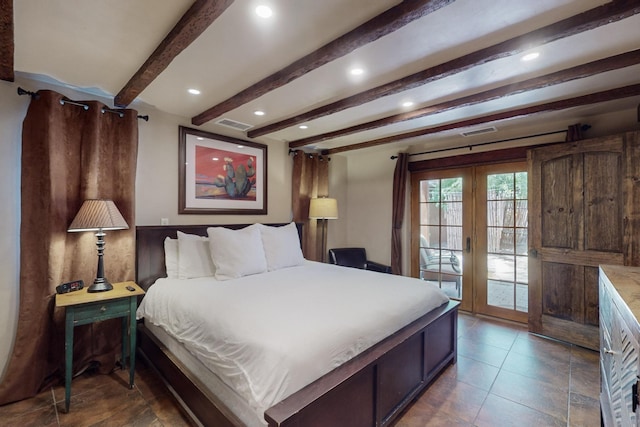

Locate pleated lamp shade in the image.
[68,199,129,232]
[67,199,128,292]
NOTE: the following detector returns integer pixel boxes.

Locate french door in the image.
[411,162,528,322]
[475,162,528,323]
[411,168,473,312]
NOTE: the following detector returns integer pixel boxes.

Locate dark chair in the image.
[328,248,392,274]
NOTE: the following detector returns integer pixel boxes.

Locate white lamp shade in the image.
[309,197,338,219]
[68,199,129,232]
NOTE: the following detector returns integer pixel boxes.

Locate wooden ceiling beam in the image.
[288,49,640,148]
[114,0,234,107]
[255,0,640,138]
[0,0,14,82]
[191,0,454,126]
[325,83,640,154]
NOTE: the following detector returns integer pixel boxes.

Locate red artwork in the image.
[194,145,257,200]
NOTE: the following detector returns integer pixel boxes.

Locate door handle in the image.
[633,378,639,413]
[466,237,471,253]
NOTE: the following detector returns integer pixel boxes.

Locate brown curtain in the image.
[0,90,138,405]
[565,123,584,142]
[291,151,329,261]
[391,153,409,275]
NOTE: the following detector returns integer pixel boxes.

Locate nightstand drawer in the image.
[71,298,131,324]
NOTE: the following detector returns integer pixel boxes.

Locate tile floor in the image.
[396,312,601,426]
[0,312,600,426]
[0,358,192,426]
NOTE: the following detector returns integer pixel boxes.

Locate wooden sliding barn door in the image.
[528,132,640,350]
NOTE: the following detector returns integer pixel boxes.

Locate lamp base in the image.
[87,278,113,293]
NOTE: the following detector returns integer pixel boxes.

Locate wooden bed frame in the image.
[135,223,459,427]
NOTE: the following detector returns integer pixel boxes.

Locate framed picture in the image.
[179,126,267,214]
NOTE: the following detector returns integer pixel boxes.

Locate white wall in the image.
[134,105,292,226]
[340,146,400,266]
[327,154,348,250]
[0,75,293,380]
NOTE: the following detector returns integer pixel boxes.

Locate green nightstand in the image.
[55,281,145,413]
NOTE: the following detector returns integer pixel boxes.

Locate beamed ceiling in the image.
[3,0,640,155]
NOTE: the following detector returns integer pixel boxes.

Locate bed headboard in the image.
[135,223,303,291]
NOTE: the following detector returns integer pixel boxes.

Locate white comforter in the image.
[136,261,448,416]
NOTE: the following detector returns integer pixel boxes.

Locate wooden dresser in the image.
[600,265,640,426]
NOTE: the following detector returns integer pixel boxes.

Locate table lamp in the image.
[67,199,129,292]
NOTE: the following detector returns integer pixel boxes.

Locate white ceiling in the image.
[12,0,640,155]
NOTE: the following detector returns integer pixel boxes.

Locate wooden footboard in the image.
[264,300,458,427]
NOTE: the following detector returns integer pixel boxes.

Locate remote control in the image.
[125,285,135,291]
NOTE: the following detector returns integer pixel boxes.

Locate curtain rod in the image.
[17,87,149,121]
[17,87,39,99]
[389,128,585,160]
[101,107,149,121]
[288,149,331,161]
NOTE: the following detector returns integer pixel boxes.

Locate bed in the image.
[135,222,458,427]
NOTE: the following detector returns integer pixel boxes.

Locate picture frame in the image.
[179,126,267,214]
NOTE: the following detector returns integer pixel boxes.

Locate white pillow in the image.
[164,237,179,279]
[258,222,305,271]
[177,231,216,279]
[207,224,267,280]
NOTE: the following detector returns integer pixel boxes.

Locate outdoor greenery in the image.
[425,172,527,202]
[487,172,527,199]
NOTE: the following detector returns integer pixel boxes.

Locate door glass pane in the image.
[419,177,463,300]
[487,228,500,253]
[486,172,528,311]
[441,202,462,226]
[515,255,528,284]
[421,180,440,202]
[516,284,528,312]
[487,200,515,227]
[487,254,515,282]
[515,172,528,198]
[488,173,515,200]
[420,225,440,248]
[441,178,461,198]
[487,280,515,310]
[441,226,462,250]
[516,200,528,227]
[516,229,528,255]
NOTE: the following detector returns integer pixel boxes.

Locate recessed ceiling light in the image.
[212,157,219,161]
[188,88,201,95]
[299,125,308,129]
[254,110,265,116]
[522,52,540,62]
[350,67,364,76]
[255,5,273,18]
[196,137,204,140]
[402,101,414,108]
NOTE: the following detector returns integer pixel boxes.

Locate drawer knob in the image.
[100,306,107,312]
